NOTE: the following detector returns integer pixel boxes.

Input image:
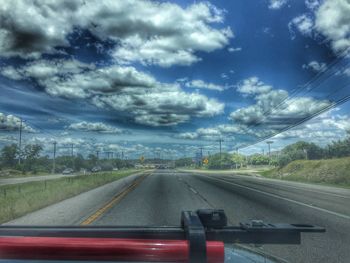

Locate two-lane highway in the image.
[5,169,350,262]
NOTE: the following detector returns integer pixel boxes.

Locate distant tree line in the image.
[175,132,350,169]
[0,143,133,174]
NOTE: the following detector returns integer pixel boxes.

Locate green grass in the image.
[259,157,350,188]
[0,169,56,179]
[0,169,140,224]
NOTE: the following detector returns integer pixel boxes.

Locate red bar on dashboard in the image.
[0,237,224,262]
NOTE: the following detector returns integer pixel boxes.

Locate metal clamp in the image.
[181,211,207,263]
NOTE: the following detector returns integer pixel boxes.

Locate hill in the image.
[261,157,350,188]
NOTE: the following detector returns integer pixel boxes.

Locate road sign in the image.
[203,158,209,165]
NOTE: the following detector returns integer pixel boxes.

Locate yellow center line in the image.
[80,174,149,225]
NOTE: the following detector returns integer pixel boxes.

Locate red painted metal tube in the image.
[0,237,224,262]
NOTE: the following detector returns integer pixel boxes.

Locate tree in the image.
[88,154,98,166]
[175,158,193,167]
[0,144,18,168]
[328,132,350,158]
[249,154,270,165]
[74,154,86,170]
[207,153,233,169]
[282,141,324,160]
[23,144,43,171]
[231,153,245,168]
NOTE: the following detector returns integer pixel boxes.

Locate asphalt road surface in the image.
[6,169,350,263]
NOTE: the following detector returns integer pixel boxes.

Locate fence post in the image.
[45,180,47,189]
[3,189,6,198]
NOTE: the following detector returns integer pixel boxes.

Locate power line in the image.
[242,47,350,132]
[238,91,350,150]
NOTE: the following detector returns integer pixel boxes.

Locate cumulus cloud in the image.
[184,79,224,91]
[305,0,320,10]
[228,47,242,52]
[288,14,314,38]
[314,0,350,53]
[268,0,288,10]
[0,0,83,58]
[236,77,272,95]
[302,61,327,72]
[289,0,350,54]
[230,77,330,127]
[1,59,224,127]
[177,124,254,141]
[274,111,350,141]
[0,0,232,66]
[0,112,35,132]
[67,121,123,134]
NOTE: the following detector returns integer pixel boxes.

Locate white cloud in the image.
[1,59,224,127]
[0,0,81,58]
[268,0,288,10]
[302,61,326,72]
[236,77,272,95]
[0,0,232,66]
[177,124,253,141]
[67,121,123,134]
[342,67,350,76]
[230,77,330,126]
[228,47,242,52]
[0,112,35,132]
[288,14,314,38]
[305,0,320,10]
[314,0,350,53]
[221,73,229,79]
[289,0,350,54]
[177,132,199,140]
[185,79,224,91]
[0,66,23,80]
[274,111,350,142]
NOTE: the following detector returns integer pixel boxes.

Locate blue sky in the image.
[0,0,349,158]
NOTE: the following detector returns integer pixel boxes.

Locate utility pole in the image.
[218,138,223,159]
[266,141,273,157]
[199,147,203,166]
[70,144,74,170]
[105,151,113,159]
[70,144,74,157]
[52,141,57,174]
[18,118,23,165]
[303,149,308,160]
[216,138,223,169]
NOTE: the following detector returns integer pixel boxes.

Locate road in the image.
[0,173,80,186]
[5,169,350,263]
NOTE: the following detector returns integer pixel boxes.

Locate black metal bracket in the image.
[0,209,325,246]
[181,211,207,263]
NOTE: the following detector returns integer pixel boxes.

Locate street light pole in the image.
[266,141,273,157]
[52,142,57,174]
[18,118,23,165]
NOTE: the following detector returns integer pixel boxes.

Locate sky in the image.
[0,0,349,159]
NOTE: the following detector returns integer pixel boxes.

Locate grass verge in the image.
[259,157,350,188]
[0,169,140,224]
[0,169,62,179]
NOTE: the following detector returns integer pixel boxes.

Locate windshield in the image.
[0,0,349,262]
